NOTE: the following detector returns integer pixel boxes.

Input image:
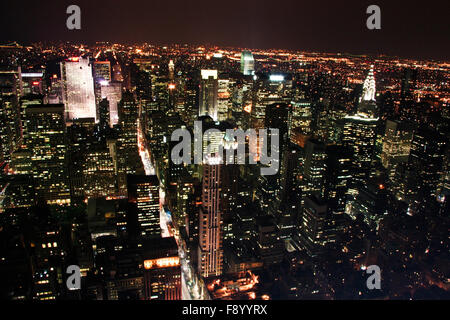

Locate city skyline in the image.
[0,4,449,304]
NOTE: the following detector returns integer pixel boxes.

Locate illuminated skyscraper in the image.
[60,57,97,122]
[0,96,21,164]
[127,174,160,238]
[298,195,329,257]
[117,92,141,194]
[217,77,231,122]
[24,104,70,205]
[342,115,378,180]
[168,59,175,80]
[199,69,218,121]
[358,65,378,117]
[93,61,111,82]
[240,51,255,76]
[342,66,379,180]
[303,139,326,198]
[83,143,116,199]
[406,127,447,213]
[381,120,414,180]
[100,81,122,126]
[291,99,312,134]
[198,156,223,278]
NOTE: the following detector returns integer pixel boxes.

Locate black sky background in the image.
[0,0,449,60]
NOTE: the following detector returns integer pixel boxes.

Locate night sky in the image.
[0,0,449,60]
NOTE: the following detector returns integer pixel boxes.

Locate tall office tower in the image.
[174,174,195,228]
[117,92,141,195]
[255,215,284,266]
[324,145,353,215]
[186,179,202,265]
[0,96,21,164]
[60,57,97,122]
[291,99,312,134]
[98,98,110,129]
[199,70,218,121]
[127,175,160,238]
[343,67,379,180]
[265,103,291,151]
[342,115,378,180]
[407,126,447,213]
[303,138,326,198]
[131,67,152,102]
[93,61,111,82]
[83,143,116,199]
[298,195,329,257]
[381,120,414,180]
[168,60,175,80]
[351,178,388,228]
[67,123,91,201]
[217,78,231,122]
[100,81,122,126]
[400,68,417,101]
[342,66,379,179]
[240,51,255,76]
[143,237,181,300]
[198,156,223,278]
[276,180,301,239]
[24,104,70,205]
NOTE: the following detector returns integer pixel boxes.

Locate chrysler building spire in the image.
[361,65,376,102]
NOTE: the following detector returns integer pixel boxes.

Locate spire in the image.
[356,65,378,118]
[361,65,376,102]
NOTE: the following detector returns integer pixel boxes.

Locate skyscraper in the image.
[127,175,160,238]
[24,104,70,205]
[303,138,326,198]
[199,70,218,121]
[198,156,223,278]
[98,98,110,129]
[100,81,122,126]
[93,61,111,82]
[381,120,414,180]
[358,65,377,116]
[240,51,255,76]
[407,126,447,212]
[117,91,141,195]
[60,57,97,122]
[342,66,380,181]
[83,143,116,199]
[298,195,328,257]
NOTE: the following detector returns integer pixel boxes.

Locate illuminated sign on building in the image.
[269,75,285,82]
[144,257,180,269]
